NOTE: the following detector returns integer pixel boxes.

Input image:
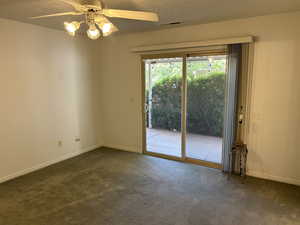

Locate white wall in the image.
[95,11,300,185]
[0,18,103,182]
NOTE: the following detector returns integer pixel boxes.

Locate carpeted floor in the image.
[0,147,299,225]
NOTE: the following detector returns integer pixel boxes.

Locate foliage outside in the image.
[147,59,226,137]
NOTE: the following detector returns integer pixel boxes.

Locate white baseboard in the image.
[247,170,300,186]
[3,145,298,187]
[0,144,102,184]
[103,143,142,154]
[101,145,300,186]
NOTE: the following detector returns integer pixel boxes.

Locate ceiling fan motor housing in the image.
[86,11,97,25]
[87,7,100,12]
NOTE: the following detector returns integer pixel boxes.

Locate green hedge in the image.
[150,72,225,137]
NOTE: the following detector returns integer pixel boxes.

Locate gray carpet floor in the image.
[0,147,299,225]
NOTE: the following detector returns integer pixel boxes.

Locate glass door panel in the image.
[145,57,183,157]
[186,55,227,163]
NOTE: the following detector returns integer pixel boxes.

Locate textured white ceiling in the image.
[0,0,300,33]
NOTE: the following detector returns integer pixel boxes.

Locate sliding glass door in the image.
[144,57,183,157]
[143,52,228,168]
[186,55,226,164]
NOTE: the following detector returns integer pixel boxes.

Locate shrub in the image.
[150,72,225,137]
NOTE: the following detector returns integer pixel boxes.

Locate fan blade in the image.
[59,0,87,12]
[95,15,119,32]
[102,9,159,22]
[30,11,83,19]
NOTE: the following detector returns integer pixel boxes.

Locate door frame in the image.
[141,50,227,170]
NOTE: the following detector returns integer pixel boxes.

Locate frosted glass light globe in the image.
[87,25,101,40]
[64,22,80,36]
[102,23,112,36]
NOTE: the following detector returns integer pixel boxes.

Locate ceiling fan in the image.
[30,0,159,40]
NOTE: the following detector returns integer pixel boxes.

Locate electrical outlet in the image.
[75,137,80,142]
[58,141,62,147]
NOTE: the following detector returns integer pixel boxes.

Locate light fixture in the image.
[101,23,112,36]
[30,0,159,40]
[87,24,101,40]
[64,21,81,36]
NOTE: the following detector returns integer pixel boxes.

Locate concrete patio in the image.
[147,128,222,163]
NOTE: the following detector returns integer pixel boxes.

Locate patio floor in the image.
[147,128,222,163]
